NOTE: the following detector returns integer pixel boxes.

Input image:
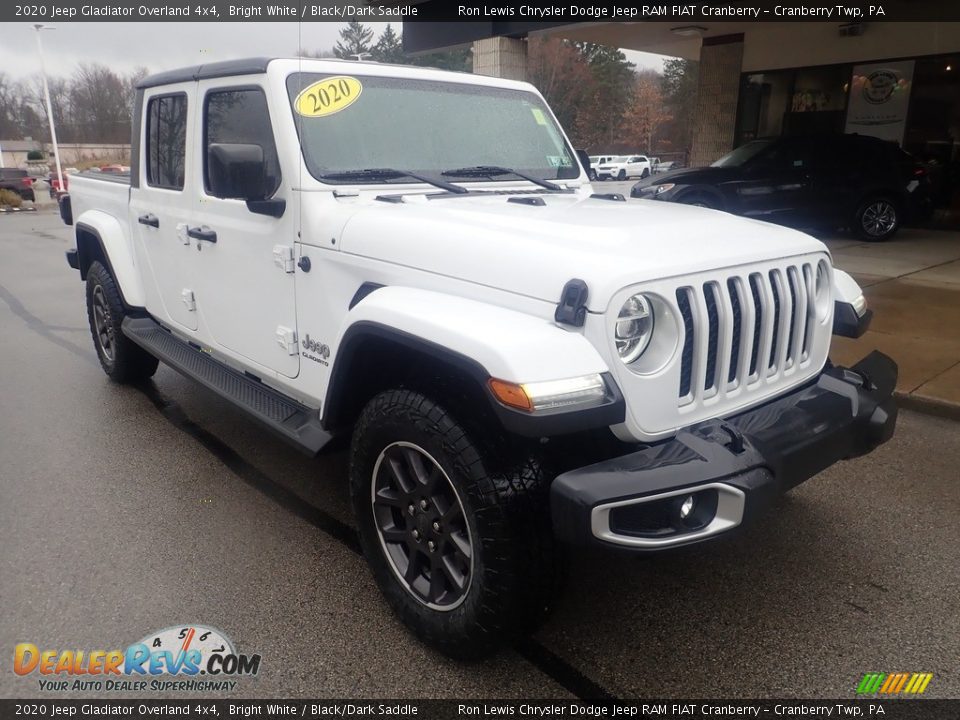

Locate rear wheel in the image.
[85,261,158,382]
[641,168,650,179]
[855,196,899,241]
[350,389,560,658]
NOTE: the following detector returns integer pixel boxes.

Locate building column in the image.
[472,37,527,81]
[689,35,744,167]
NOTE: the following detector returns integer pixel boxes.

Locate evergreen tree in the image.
[334,21,374,60]
[371,24,405,64]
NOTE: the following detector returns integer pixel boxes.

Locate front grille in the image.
[677,262,817,406]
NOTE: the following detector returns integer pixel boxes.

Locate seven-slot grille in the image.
[675,262,819,406]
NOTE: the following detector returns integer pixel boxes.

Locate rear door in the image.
[129,86,199,331]
[188,81,299,379]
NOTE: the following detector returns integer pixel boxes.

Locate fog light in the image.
[679,494,695,520]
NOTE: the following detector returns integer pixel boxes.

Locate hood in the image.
[636,166,739,188]
[338,191,827,313]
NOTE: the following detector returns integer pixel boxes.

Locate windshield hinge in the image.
[273,245,295,273]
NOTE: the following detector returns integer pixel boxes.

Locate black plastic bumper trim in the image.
[65,248,79,270]
[551,351,898,551]
[833,301,872,338]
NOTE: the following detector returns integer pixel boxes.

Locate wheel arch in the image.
[322,287,624,438]
[675,186,726,209]
[75,212,146,309]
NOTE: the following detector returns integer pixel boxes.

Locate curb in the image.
[895,391,960,422]
[0,206,38,213]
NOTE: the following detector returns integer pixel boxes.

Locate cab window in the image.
[145,93,187,190]
[203,87,281,197]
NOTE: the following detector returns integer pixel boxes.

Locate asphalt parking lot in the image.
[1,208,958,700]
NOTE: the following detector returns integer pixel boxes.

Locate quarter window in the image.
[145,94,187,190]
[204,88,281,197]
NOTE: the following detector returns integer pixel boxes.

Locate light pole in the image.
[33,24,64,196]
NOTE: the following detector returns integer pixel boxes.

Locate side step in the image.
[122,316,333,456]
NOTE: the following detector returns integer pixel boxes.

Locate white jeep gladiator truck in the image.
[60,57,897,657]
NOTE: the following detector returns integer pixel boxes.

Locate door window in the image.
[203,88,281,197]
[145,94,187,190]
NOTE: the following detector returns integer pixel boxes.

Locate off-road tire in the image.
[85,261,159,382]
[350,389,561,658]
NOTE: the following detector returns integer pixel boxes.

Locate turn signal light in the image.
[488,379,533,412]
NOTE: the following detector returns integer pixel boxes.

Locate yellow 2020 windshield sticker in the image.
[295,76,363,118]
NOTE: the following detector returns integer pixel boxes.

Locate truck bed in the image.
[68,172,130,231]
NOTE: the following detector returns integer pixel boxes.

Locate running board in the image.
[122,316,332,456]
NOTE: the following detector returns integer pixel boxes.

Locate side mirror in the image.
[207,143,269,200]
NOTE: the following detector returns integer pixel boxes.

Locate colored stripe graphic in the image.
[858,672,933,695]
[857,674,884,694]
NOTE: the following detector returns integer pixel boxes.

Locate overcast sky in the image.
[0,22,666,80]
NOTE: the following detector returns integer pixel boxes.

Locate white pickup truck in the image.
[60,57,897,658]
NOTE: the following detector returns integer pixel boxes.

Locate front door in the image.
[188,81,299,379]
[130,85,199,331]
[733,137,815,226]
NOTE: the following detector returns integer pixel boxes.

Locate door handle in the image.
[186,226,217,243]
[138,213,159,228]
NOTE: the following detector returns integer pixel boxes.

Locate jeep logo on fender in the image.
[301,334,330,359]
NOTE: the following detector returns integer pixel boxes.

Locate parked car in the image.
[0,168,36,202]
[60,58,896,658]
[631,134,933,241]
[655,160,677,174]
[49,168,79,196]
[597,155,652,180]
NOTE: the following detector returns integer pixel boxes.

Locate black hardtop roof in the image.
[136,57,273,89]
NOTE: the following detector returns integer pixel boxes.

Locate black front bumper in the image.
[551,351,898,551]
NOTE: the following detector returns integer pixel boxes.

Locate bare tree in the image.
[70,63,130,143]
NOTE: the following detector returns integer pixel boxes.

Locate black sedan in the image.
[631,134,933,241]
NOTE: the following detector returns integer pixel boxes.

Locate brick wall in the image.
[472,37,527,81]
[689,37,744,168]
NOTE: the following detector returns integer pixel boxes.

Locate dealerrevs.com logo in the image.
[13,624,261,692]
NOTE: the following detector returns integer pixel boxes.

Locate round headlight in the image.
[814,260,832,320]
[616,294,654,364]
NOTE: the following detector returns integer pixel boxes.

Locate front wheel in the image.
[588,169,598,181]
[855,197,899,241]
[617,170,627,180]
[350,389,560,658]
[86,261,159,382]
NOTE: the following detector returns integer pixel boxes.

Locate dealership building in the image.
[404,20,960,174]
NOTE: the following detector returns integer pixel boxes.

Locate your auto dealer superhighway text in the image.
[458,5,879,18]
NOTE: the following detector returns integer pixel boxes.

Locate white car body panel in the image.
[66,57,858,442]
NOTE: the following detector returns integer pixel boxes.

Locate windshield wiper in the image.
[318,168,468,194]
[440,165,563,191]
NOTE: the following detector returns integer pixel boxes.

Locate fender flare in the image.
[75,211,146,309]
[324,286,624,437]
[832,269,872,338]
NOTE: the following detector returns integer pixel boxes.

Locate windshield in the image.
[286,72,578,184]
[711,140,774,168]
